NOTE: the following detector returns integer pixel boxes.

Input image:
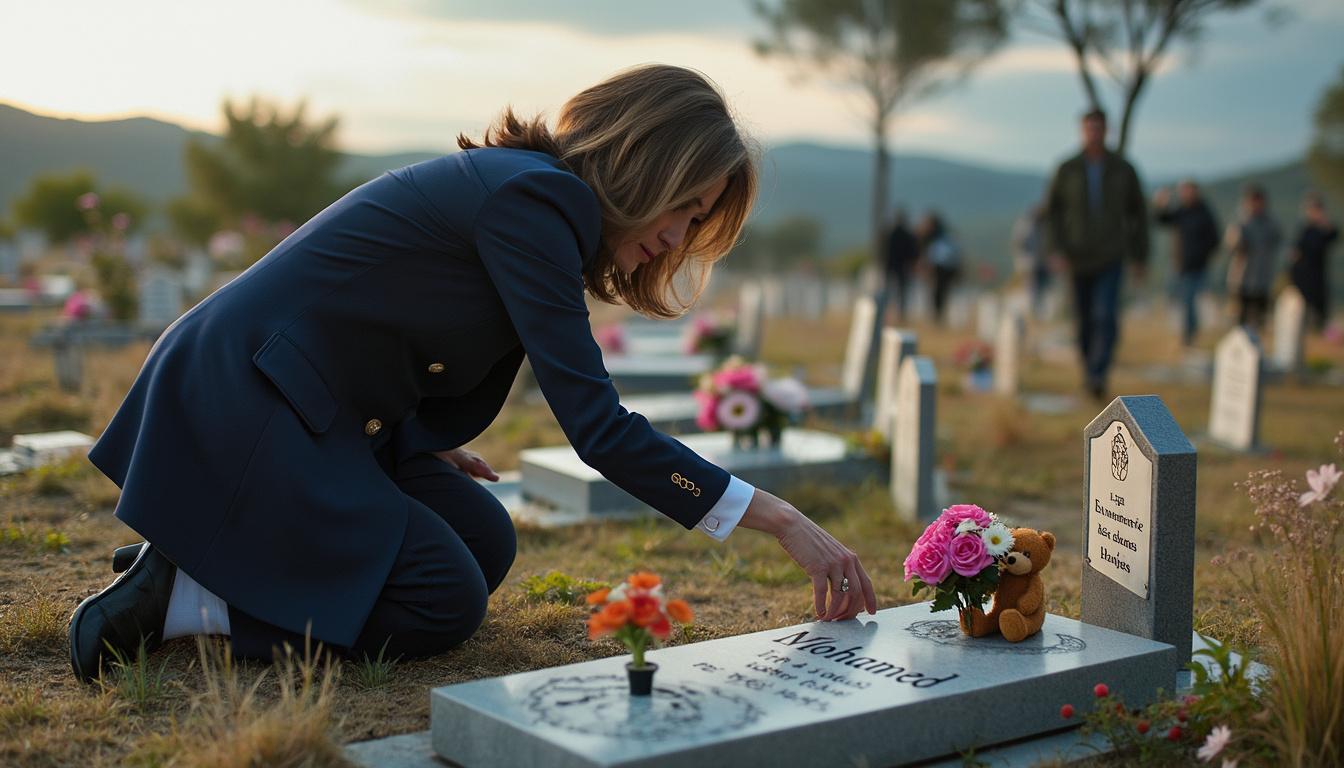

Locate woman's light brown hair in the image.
[458,64,759,318]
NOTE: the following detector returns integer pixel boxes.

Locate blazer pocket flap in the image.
[252,332,338,434]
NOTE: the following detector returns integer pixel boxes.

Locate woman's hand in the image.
[432,447,500,481]
[736,488,877,621]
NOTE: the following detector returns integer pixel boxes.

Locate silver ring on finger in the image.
[839,577,850,593]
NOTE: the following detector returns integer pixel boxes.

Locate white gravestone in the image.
[137,270,185,331]
[975,294,1000,342]
[892,355,937,522]
[873,329,917,439]
[429,604,1174,768]
[759,277,784,318]
[1082,396,1197,674]
[1208,327,1262,452]
[993,308,1024,397]
[734,283,765,359]
[840,295,877,400]
[1270,286,1306,373]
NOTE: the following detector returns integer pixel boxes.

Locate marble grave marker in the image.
[137,269,184,331]
[734,282,765,359]
[873,328,918,439]
[1208,327,1262,452]
[993,307,1024,397]
[891,355,937,522]
[840,295,877,400]
[1270,286,1306,373]
[1082,396,1196,672]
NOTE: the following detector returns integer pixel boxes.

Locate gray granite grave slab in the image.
[604,354,713,394]
[892,355,937,522]
[618,388,853,435]
[429,603,1174,768]
[1208,327,1262,452]
[137,269,184,331]
[519,429,873,516]
[1082,396,1196,675]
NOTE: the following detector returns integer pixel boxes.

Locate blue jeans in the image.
[1176,271,1205,345]
[1072,263,1123,388]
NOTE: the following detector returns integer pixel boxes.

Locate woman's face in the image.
[611,176,728,275]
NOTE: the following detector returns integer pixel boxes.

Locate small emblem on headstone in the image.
[525,675,761,742]
[905,620,1086,654]
[1111,427,1129,481]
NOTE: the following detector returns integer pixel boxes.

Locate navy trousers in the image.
[227,453,516,661]
[1071,262,1124,389]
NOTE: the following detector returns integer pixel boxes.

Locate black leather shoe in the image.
[69,543,176,683]
[111,542,145,573]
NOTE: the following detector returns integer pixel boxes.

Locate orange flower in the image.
[629,595,663,627]
[628,571,661,590]
[599,600,632,628]
[649,616,672,640]
[585,587,611,605]
[666,598,693,624]
[587,613,612,640]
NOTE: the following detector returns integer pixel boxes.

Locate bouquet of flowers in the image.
[904,504,1014,616]
[587,572,693,675]
[593,323,626,355]
[693,356,808,447]
[952,339,994,373]
[682,311,736,358]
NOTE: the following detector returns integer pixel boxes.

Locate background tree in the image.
[730,215,826,272]
[753,0,1009,400]
[182,98,346,228]
[12,171,147,243]
[1307,63,1344,202]
[1020,0,1263,154]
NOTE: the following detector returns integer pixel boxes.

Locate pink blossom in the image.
[712,365,762,393]
[948,533,993,577]
[76,192,100,211]
[715,391,761,430]
[940,504,993,530]
[1196,725,1232,762]
[594,324,626,355]
[915,519,953,549]
[1298,463,1340,506]
[110,212,130,231]
[693,390,719,432]
[905,541,952,585]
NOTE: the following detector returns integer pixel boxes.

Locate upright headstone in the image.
[1270,286,1306,373]
[891,355,937,522]
[0,239,18,282]
[993,308,1024,397]
[873,328,918,439]
[760,277,785,318]
[51,329,84,393]
[975,294,1000,342]
[840,295,877,399]
[137,270,185,332]
[1082,396,1196,673]
[734,283,765,359]
[1208,327,1262,452]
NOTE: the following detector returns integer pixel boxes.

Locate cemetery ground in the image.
[0,304,1341,767]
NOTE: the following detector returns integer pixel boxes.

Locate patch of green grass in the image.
[519,570,610,605]
[346,640,399,691]
[0,522,72,554]
[101,636,172,710]
[0,589,68,654]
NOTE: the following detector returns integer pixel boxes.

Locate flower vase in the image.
[958,607,978,636]
[731,429,760,451]
[766,423,783,448]
[626,661,658,696]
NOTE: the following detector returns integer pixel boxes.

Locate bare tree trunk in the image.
[1115,69,1147,156]
[860,111,890,406]
[1054,0,1103,110]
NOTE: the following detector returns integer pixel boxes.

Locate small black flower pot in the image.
[626,662,658,696]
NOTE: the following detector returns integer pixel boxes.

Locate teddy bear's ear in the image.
[1042,531,1056,551]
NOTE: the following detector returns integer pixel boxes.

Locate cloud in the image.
[342,0,759,38]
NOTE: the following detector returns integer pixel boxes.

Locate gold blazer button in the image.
[427,363,445,374]
[364,418,383,436]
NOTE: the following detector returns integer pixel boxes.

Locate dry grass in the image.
[0,301,1341,764]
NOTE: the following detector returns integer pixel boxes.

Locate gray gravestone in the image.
[993,307,1024,397]
[874,328,918,439]
[891,355,937,522]
[840,295,877,400]
[1208,327,1262,452]
[1270,286,1306,373]
[137,269,185,331]
[1082,396,1196,674]
[605,355,714,394]
[430,603,1174,768]
[519,429,873,517]
[734,283,765,359]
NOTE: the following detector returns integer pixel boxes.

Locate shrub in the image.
[519,571,610,606]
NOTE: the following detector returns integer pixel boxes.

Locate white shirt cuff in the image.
[695,475,755,541]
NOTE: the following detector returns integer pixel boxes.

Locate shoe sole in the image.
[69,542,150,683]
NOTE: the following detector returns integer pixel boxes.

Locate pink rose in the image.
[906,541,952,585]
[915,520,953,549]
[948,533,993,577]
[712,365,762,393]
[941,504,992,530]
[693,390,719,431]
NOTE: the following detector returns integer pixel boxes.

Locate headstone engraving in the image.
[1208,327,1262,451]
[840,295,877,399]
[429,604,1175,768]
[873,328,917,439]
[892,355,937,521]
[1082,396,1196,672]
[1270,286,1306,373]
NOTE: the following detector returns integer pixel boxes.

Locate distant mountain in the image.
[0,102,1320,275]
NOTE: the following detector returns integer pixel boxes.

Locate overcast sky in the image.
[4,0,1341,178]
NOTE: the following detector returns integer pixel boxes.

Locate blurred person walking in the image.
[880,208,918,324]
[1010,204,1050,316]
[917,211,962,325]
[1045,109,1148,400]
[1223,184,1282,330]
[1289,192,1338,331]
[1152,180,1220,347]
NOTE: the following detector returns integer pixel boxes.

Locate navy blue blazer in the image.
[89,148,732,645]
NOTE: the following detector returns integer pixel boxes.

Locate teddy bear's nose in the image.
[1007,555,1017,564]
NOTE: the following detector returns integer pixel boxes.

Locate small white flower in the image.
[954,519,980,535]
[716,391,762,430]
[607,584,627,603]
[980,522,1014,557]
[1197,725,1232,762]
[762,377,809,413]
[1299,463,1341,506]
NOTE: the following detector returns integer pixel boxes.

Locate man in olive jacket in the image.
[1045,109,1148,399]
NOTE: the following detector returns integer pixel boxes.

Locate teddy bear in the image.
[960,528,1055,643]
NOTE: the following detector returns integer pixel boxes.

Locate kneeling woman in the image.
[70,65,877,681]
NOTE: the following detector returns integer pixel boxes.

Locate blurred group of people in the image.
[880,209,964,326]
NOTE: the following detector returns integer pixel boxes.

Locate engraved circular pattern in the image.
[525,675,762,743]
[905,620,1087,655]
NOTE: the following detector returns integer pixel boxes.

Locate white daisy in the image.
[980,522,1014,557]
